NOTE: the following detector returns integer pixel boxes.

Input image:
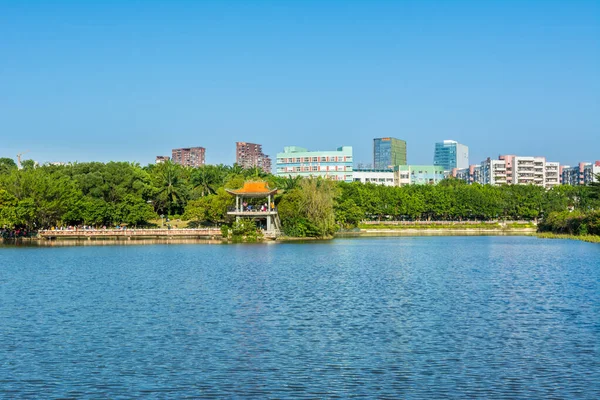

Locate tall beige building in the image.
[236,142,272,174]
[171,147,205,167]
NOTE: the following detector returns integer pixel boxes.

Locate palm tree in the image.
[279,175,302,191]
[191,166,217,196]
[243,166,267,179]
[151,161,188,215]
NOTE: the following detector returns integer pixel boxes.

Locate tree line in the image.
[1,157,599,237]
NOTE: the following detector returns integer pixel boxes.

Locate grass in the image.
[536,232,600,243]
[359,223,511,230]
[148,219,196,229]
[505,222,537,229]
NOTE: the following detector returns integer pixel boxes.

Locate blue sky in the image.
[1,0,598,167]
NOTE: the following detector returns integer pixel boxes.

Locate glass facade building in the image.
[433,140,469,171]
[373,138,407,170]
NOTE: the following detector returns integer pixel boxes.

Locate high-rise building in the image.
[276,146,353,182]
[373,138,407,169]
[433,140,469,171]
[236,142,272,174]
[171,147,205,167]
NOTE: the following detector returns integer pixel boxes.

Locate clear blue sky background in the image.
[1,0,598,167]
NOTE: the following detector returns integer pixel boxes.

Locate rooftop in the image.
[226,181,277,197]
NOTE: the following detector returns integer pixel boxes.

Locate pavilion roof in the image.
[225,181,277,197]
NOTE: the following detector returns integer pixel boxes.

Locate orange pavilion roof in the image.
[226,181,277,197]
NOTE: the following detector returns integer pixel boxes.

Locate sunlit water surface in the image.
[1,236,599,398]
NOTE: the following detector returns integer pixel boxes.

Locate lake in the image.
[1,236,599,398]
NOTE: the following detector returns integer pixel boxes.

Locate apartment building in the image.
[481,158,507,185]
[498,155,515,184]
[561,161,600,185]
[353,169,395,186]
[275,146,353,182]
[236,142,272,174]
[453,165,481,184]
[171,147,205,167]
[454,156,559,188]
[545,162,560,188]
[155,156,170,164]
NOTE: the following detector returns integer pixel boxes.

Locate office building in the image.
[373,138,407,169]
[352,169,395,186]
[276,146,353,182]
[433,140,469,171]
[394,165,446,186]
[236,142,272,174]
[171,147,205,167]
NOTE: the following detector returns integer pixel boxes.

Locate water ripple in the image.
[1,236,599,398]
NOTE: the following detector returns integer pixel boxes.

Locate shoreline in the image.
[352,228,537,236]
[535,232,600,244]
[1,228,540,246]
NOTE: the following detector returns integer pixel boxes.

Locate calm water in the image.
[1,236,599,398]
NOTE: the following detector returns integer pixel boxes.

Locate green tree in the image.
[0,158,17,175]
[149,161,189,215]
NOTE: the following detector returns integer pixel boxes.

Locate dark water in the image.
[1,236,599,398]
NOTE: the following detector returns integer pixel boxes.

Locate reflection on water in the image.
[1,236,599,398]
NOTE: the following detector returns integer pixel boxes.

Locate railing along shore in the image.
[38,228,222,238]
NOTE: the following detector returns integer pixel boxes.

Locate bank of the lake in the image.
[536,232,600,244]
[355,221,537,236]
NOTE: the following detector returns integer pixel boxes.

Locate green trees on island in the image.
[0,158,599,238]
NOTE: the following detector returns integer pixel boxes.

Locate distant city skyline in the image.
[1,1,598,167]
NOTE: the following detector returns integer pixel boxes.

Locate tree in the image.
[0,158,17,175]
[149,161,189,215]
[190,166,218,197]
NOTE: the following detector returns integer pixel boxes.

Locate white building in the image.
[512,156,545,186]
[454,155,559,188]
[481,158,507,185]
[545,162,560,188]
[352,169,395,186]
